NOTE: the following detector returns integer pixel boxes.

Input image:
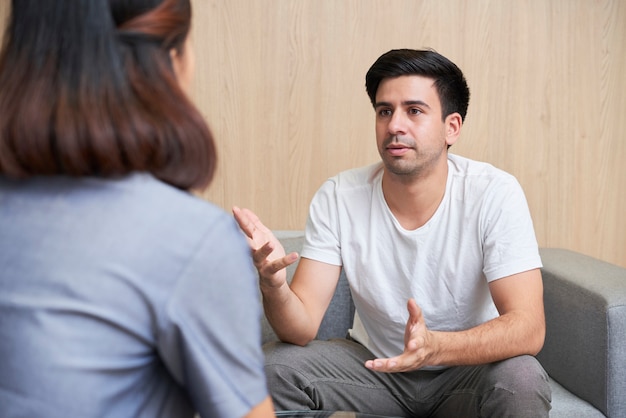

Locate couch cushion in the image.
[549,378,605,418]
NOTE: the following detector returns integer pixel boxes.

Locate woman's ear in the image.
[170,36,195,93]
[445,113,462,147]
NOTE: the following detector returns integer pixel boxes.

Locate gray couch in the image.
[262,231,626,417]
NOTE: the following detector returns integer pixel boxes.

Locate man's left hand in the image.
[364,298,434,373]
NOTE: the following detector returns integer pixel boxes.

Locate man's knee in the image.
[493,355,550,396]
[263,342,310,386]
[263,342,316,410]
[482,355,551,417]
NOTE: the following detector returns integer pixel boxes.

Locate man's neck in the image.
[381,156,449,230]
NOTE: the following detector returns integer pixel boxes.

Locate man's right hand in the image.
[234,206,342,346]
[232,206,299,288]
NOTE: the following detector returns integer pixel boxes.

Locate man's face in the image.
[374,75,453,179]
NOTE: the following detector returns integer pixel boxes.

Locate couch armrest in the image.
[537,248,626,417]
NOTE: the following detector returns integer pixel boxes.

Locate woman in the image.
[0,1,274,417]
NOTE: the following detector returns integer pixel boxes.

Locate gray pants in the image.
[264,339,551,417]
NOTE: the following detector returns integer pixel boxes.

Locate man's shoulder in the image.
[448,154,517,183]
[329,162,383,190]
[311,162,383,212]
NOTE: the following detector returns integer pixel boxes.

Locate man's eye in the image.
[409,108,421,115]
[379,109,392,117]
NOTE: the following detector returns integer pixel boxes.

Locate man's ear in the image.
[445,113,462,147]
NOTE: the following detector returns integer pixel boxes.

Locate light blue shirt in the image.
[0,174,267,417]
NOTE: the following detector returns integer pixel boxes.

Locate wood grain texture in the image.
[1,1,624,267]
[0,2,7,31]
[191,0,625,268]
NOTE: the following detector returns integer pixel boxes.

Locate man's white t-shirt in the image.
[301,154,542,359]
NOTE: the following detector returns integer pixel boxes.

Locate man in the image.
[234,49,551,417]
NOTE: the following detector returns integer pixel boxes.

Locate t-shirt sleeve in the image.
[481,175,543,281]
[158,217,268,417]
[301,179,343,266]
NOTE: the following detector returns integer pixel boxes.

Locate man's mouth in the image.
[385,137,414,156]
[386,144,412,156]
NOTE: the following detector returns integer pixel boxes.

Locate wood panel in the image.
[191,0,626,268]
[1,1,624,267]
[0,2,8,32]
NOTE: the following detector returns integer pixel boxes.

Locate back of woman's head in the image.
[0,0,216,190]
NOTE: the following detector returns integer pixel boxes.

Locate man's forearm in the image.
[428,310,545,367]
[261,282,318,346]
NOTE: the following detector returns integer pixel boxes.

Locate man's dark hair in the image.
[0,0,216,190]
[365,49,470,122]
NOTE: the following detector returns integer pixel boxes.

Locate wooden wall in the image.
[1,1,625,268]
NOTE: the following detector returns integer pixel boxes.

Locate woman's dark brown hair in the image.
[0,0,216,190]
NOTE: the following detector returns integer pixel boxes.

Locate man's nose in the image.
[388,111,407,135]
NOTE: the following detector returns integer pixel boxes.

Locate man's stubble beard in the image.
[381,140,447,180]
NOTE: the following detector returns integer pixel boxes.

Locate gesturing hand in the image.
[232,206,299,288]
[364,299,434,373]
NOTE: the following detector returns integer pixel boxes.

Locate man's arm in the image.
[263,257,342,345]
[233,207,341,346]
[366,268,545,372]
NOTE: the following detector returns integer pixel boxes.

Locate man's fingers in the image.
[260,252,299,275]
[239,207,271,234]
[407,298,422,322]
[370,302,430,373]
[364,355,409,373]
[232,206,254,239]
[251,242,270,264]
[233,206,268,236]
[233,206,277,254]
